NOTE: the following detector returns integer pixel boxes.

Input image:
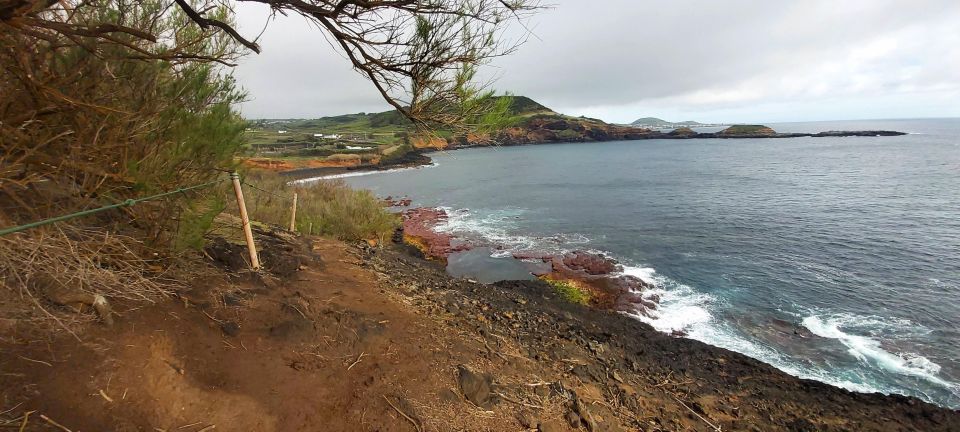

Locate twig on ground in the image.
[482,339,508,361]
[18,411,35,432]
[347,352,367,371]
[674,397,721,432]
[30,297,81,342]
[0,402,23,417]
[177,421,202,429]
[39,414,72,432]
[201,310,223,324]
[196,426,216,432]
[382,395,422,432]
[16,355,52,367]
[98,389,114,402]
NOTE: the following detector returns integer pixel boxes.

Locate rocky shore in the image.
[449,121,907,148]
[3,219,958,431]
[369,237,960,431]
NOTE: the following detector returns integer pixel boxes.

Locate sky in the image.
[232,0,960,124]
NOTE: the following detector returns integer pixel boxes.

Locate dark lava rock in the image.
[457,364,498,408]
[220,321,241,337]
[205,237,249,272]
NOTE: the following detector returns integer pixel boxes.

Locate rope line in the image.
[241,179,292,200]
[0,177,228,237]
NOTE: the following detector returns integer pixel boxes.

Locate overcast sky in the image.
[233,0,960,123]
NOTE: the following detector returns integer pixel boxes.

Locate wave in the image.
[802,314,953,388]
[432,207,590,255]
[291,162,438,183]
[425,205,960,406]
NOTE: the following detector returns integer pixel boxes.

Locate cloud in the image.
[232,0,960,123]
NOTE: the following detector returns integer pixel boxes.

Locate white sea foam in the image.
[802,314,953,388]
[415,205,960,404]
[619,268,713,333]
[291,162,438,183]
[431,207,581,254]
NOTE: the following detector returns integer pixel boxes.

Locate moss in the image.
[403,234,432,258]
[542,278,591,305]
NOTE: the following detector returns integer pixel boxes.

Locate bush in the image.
[240,172,398,242]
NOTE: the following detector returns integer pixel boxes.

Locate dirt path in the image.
[2,237,958,431]
[2,239,526,431]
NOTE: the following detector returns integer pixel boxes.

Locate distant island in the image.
[243,96,906,174]
[627,116,725,129]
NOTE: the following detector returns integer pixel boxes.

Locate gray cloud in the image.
[234,0,960,123]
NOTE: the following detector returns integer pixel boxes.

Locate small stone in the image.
[565,410,581,428]
[457,365,497,408]
[611,370,623,383]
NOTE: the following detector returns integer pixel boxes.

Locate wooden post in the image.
[308,222,313,236]
[289,192,298,232]
[230,172,260,270]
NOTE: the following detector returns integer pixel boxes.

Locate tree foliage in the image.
[0,0,538,245]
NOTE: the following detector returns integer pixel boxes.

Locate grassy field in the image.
[242,95,562,165]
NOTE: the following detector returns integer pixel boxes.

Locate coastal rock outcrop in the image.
[718,124,777,137]
[514,249,658,316]
[448,120,906,149]
[401,208,469,260]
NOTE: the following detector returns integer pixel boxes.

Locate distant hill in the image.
[245,95,652,153]
[495,95,553,115]
[629,117,716,129]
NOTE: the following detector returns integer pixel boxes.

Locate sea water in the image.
[332,118,960,408]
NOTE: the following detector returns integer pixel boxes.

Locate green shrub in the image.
[544,278,591,305]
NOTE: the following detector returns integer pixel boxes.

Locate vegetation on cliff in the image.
[0,0,540,330]
[720,124,778,135]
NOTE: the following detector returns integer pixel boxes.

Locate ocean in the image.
[332,118,959,408]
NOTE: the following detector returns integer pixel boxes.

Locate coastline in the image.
[2,222,957,430]
[369,238,960,430]
[279,128,907,181]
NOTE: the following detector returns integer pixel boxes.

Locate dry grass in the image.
[0,226,181,334]
[240,172,398,243]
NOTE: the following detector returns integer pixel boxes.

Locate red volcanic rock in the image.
[526,249,658,314]
[559,250,618,275]
[402,208,470,259]
[383,196,412,207]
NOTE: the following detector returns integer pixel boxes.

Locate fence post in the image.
[289,192,298,232]
[308,222,313,236]
[230,172,260,270]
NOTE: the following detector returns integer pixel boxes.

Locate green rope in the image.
[0,178,227,237]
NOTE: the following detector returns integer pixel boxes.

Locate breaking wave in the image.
[424,206,960,407]
[292,162,438,183]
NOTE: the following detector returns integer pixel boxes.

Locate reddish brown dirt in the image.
[0,239,534,431]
